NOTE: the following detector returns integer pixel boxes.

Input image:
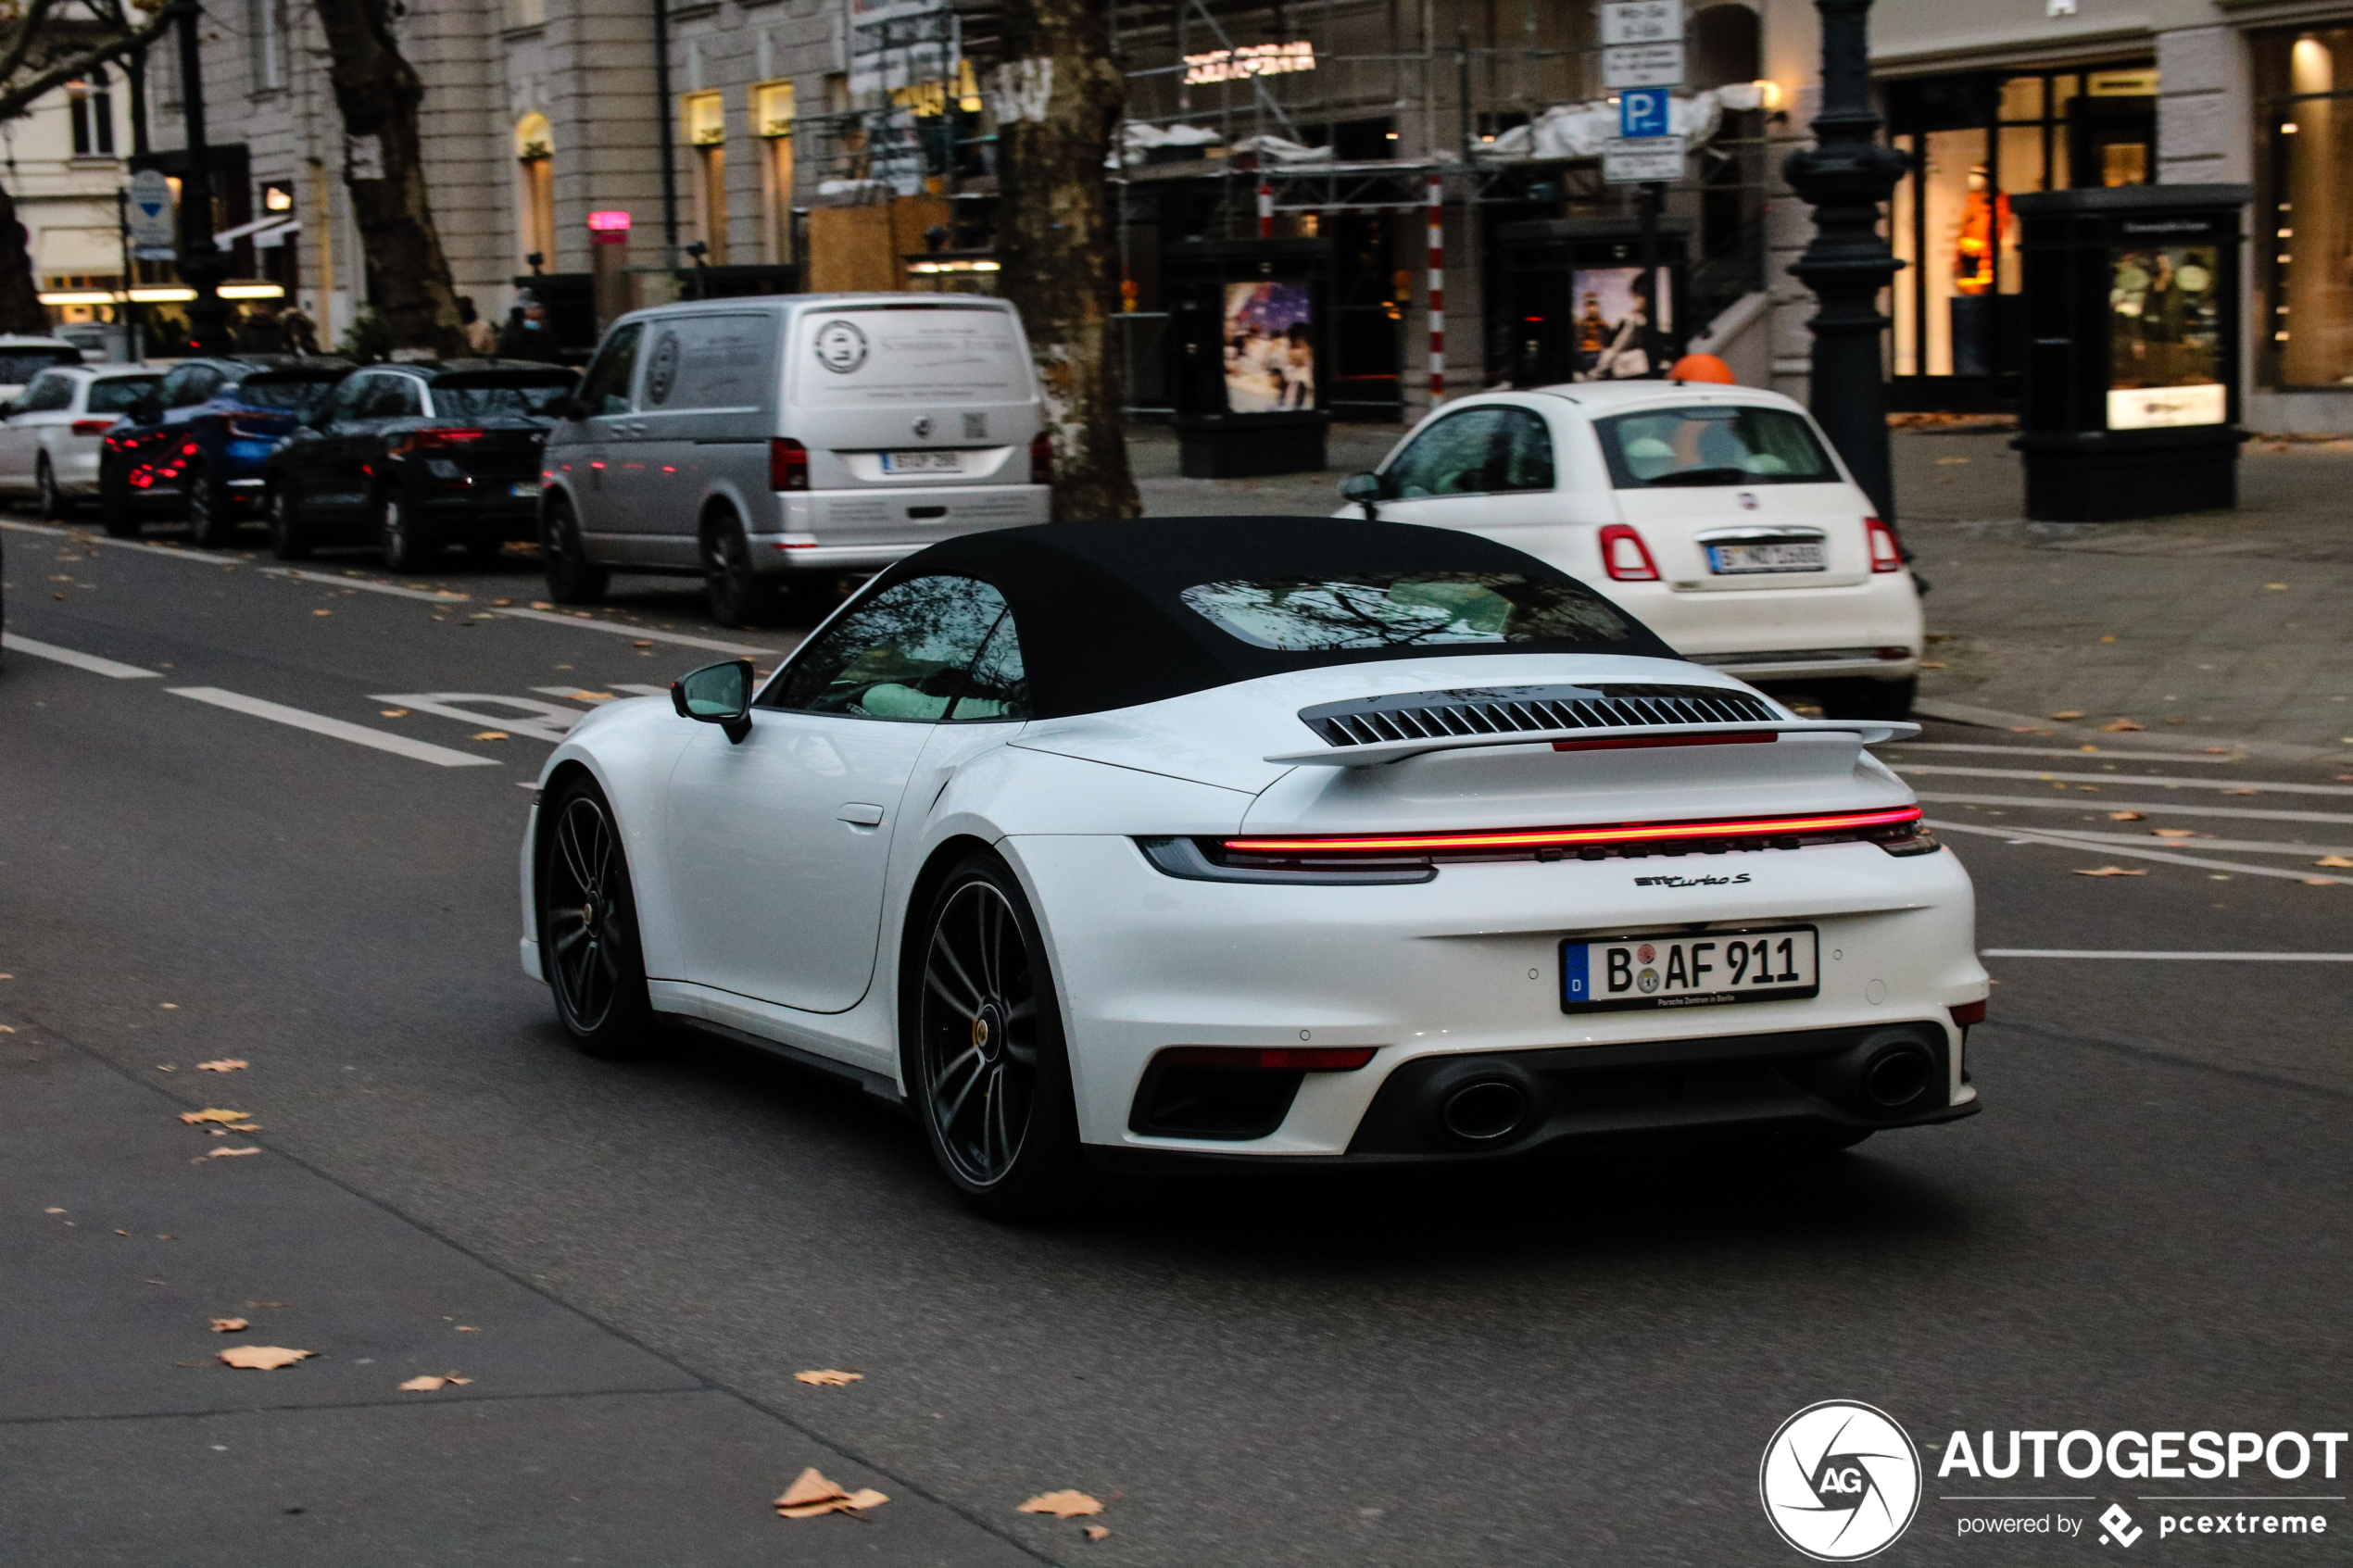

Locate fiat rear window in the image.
[1595,406,1838,488]
[1180,571,1642,652]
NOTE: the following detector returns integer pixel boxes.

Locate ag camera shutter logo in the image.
[1760,1400,1922,1561]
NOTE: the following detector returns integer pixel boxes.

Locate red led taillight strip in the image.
[1224,806,1924,856]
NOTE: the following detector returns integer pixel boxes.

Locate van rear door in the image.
[785,302,1036,495]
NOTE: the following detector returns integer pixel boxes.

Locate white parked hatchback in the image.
[1339,383,1922,719]
[0,363,160,517]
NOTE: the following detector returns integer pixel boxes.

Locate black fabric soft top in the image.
[867,516,1675,720]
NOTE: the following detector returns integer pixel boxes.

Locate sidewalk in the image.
[1132,421,2353,756]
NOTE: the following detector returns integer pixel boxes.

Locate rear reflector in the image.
[1551,732,1777,754]
[1223,806,1925,856]
[1949,999,1987,1028]
[1154,1046,1376,1072]
[771,437,809,492]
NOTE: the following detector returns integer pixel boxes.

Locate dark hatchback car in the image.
[262,360,578,571]
[99,357,354,545]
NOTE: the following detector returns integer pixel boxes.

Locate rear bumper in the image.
[1615,574,1925,677]
[753,483,1051,573]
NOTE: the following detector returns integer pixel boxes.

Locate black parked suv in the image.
[97,357,352,545]
[261,360,578,571]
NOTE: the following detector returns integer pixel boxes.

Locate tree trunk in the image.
[990,0,1139,521]
[310,0,462,358]
[0,183,49,334]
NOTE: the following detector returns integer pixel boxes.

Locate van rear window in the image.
[792,307,1028,407]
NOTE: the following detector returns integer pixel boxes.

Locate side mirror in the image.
[671,659,754,743]
[1340,470,1389,519]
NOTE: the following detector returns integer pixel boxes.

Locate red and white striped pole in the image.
[1425,172,1444,406]
[1257,180,1274,240]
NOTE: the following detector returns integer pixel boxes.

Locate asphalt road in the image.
[3,519,2347,1567]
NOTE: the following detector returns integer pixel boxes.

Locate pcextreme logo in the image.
[1760,1401,1924,1562]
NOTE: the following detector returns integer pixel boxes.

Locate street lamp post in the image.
[170,0,233,354]
[1780,0,1907,525]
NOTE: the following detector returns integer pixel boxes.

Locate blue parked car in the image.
[99,356,351,546]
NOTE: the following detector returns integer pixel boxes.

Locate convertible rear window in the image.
[235,374,344,414]
[1595,406,1838,488]
[1180,571,1642,652]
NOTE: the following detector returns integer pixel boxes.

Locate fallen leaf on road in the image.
[2315,856,2353,869]
[1919,659,1947,669]
[2073,866,2149,877]
[2205,747,2234,755]
[472,730,509,741]
[2265,583,2289,590]
[1020,1491,1105,1519]
[492,598,513,607]
[456,1325,478,1333]
[195,1059,247,1073]
[2336,775,2353,784]
[531,601,553,609]
[179,1109,250,1125]
[156,1064,174,1071]
[774,1469,890,1517]
[398,1374,473,1391]
[631,639,653,647]
[115,1229,129,1236]
[210,1317,249,1333]
[794,1369,862,1386]
[44,1207,64,1213]
[204,1147,261,1159]
[2222,788,2259,797]
[2303,878,2341,887]
[224,1123,260,1132]
[1935,456,1970,466]
[380,708,408,717]
[218,1346,313,1371]
[312,608,332,617]
[2099,719,2145,733]
[1084,1524,1112,1540]
[159,1002,178,1009]
[2048,709,2085,721]
[2149,829,2208,839]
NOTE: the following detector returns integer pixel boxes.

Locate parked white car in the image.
[541,294,1052,625]
[0,335,87,402]
[0,363,160,517]
[1339,383,1924,719]
[521,517,1983,1216]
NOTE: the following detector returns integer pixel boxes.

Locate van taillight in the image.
[1029,431,1053,485]
[770,437,809,492]
[1865,515,1905,572]
[1597,523,1659,582]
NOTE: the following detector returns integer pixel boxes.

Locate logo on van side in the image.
[813,320,869,373]
[645,330,682,405]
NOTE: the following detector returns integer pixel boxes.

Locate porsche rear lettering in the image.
[1632,872,1752,887]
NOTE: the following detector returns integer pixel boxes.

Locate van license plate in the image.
[1560,926,1818,1014]
[1707,541,1826,574]
[509,481,539,498]
[882,450,962,474]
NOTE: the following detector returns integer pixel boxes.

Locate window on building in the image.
[684,92,729,265]
[247,0,285,91]
[755,81,795,264]
[515,113,556,269]
[2257,28,2353,388]
[68,69,114,157]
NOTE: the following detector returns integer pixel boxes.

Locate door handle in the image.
[837,803,885,827]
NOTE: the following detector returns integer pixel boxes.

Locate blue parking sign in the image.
[1619,87,1671,138]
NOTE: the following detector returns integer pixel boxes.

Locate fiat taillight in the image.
[1597,522,1660,582]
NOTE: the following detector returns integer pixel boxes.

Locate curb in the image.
[1911,696,2352,765]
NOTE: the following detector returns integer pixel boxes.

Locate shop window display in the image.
[2257,28,2353,386]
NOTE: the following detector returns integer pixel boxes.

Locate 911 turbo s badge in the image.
[1633,872,1753,887]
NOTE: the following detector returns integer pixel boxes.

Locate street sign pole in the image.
[1602,2,1683,377]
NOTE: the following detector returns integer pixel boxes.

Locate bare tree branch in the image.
[0,2,172,124]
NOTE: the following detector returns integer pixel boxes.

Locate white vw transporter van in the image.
[538,295,1051,623]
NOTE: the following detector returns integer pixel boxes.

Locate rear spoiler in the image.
[1264,719,1919,768]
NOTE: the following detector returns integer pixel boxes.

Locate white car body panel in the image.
[1340,384,1925,684]
[523,647,1983,1160]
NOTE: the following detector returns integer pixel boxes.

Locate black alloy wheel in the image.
[35,456,64,520]
[540,495,609,604]
[540,783,653,1057]
[185,463,238,548]
[379,494,435,573]
[702,516,779,628]
[910,853,1081,1216]
[265,483,309,560]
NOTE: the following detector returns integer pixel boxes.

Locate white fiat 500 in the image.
[521,518,1983,1215]
[1340,383,1923,719]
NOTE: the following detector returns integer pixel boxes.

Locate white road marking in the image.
[610,683,671,697]
[1928,817,2353,884]
[488,606,779,657]
[1,633,159,679]
[370,692,581,743]
[1982,949,2353,960]
[258,568,470,602]
[1895,764,2353,797]
[168,687,501,767]
[1880,743,2241,764]
[0,517,239,563]
[1914,792,2353,826]
[1996,828,2353,857]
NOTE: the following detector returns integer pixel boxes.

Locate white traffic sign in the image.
[1602,135,1686,184]
[1600,0,1680,46]
[1603,43,1684,88]
[126,168,173,259]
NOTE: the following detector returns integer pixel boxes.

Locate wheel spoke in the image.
[935,1048,987,1131]
[928,926,985,1015]
[985,1064,1012,1174]
[975,894,1005,998]
[549,924,588,958]
[555,811,594,893]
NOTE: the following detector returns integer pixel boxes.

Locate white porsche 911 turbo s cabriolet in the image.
[521,517,1985,1215]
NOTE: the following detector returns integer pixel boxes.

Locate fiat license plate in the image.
[1560,926,1818,1014]
[881,450,962,474]
[1706,541,1826,574]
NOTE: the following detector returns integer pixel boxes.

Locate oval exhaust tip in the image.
[1862,1044,1934,1110]
[1440,1079,1532,1143]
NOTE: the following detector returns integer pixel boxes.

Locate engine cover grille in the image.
[1298,683,1780,747]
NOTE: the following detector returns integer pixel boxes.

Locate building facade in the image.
[12,56,141,353]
